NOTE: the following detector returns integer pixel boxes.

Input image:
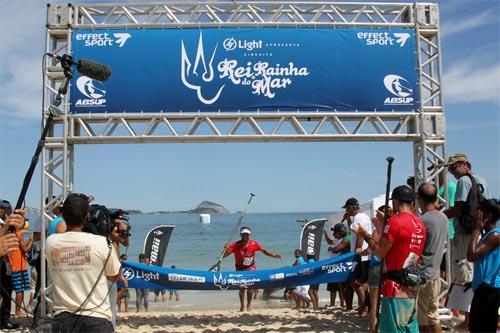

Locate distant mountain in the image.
[146,201,229,215]
[190,201,230,214]
[25,201,229,216]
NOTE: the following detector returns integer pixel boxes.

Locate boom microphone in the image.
[76,59,112,81]
[46,53,111,81]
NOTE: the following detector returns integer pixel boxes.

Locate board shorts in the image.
[12,270,30,293]
[118,288,130,299]
[379,297,418,333]
[352,260,370,283]
[368,263,382,289]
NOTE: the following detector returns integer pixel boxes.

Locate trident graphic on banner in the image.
[180,32,225,105]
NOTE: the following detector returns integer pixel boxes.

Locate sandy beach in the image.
[115,307,366,333]
[10,300,462,332]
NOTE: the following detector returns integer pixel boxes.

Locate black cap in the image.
[391,185,415,202]
[332,223,346,234]
[342,197,359,209]
[0,199,11,210]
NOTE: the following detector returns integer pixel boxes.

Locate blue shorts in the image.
[12,270,30,293]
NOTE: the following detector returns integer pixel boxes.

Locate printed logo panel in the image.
[70,28,418,113]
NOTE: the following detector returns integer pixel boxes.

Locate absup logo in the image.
[75,76,106,107]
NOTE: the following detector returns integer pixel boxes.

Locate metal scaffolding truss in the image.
[48,2,416,28]
[47,112,421,144]
[39,0,448,319]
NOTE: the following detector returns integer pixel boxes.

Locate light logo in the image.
[223,38,237,51]
[122,267,135,280]
[153,230,164,236]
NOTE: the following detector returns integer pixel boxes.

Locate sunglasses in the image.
[448,163,462,172]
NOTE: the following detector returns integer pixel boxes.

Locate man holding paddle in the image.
[223,227,282,311]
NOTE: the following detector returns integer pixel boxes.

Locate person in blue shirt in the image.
[467,199,500,333]
[47,204,65,236]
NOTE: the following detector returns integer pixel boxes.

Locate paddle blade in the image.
[209,261,221,272]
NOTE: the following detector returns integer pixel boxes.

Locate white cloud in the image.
[441,10,498,38]
[443,58,500,104]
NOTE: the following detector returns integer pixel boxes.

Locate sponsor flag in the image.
[300,218,327,262]
[143,225,174,267]
[122,252,359,290]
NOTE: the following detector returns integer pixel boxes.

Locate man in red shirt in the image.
[223,227,282,311]
[355,185,426,332]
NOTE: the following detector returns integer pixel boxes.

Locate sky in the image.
[0,0,498,214]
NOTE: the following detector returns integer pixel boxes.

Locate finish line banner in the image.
[121,253,359,290]
[69,28,418,113]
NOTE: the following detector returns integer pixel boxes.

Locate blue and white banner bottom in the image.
[121,253,360,290]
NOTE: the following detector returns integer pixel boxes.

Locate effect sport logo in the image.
[75,32,131,48]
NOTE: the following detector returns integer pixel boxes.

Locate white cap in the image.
[240,227,251,235]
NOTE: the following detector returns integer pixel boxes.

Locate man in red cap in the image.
[223,226,282,311]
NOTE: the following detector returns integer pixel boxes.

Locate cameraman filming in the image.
[46,193,121,333]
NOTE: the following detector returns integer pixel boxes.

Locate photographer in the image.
[46,194,121,333]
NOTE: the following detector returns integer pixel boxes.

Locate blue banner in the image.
[70,28,418,113]
[121,253,359,290]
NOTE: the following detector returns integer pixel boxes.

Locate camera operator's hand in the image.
[0,233,19,256]
[0,209,25,236]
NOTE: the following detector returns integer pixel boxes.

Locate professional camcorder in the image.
[84,204,131,239]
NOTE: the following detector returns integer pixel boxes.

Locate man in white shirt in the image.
[46,193,121,332]
[343,197,373,316]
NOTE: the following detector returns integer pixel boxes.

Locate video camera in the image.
[84,204,131,239]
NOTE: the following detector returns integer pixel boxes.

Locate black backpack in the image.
[459,174,486,234]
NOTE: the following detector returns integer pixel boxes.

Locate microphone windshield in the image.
[76,59,111,81]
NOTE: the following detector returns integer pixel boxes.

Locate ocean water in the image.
[120,211,334,311]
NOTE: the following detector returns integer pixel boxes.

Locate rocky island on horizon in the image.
[25,200,229,216]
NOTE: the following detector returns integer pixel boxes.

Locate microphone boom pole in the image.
[10,54,110,230]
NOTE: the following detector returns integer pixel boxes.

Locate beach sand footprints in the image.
[115,308,365,332]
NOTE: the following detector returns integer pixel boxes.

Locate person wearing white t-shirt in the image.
[46,194,121,333]
[342,197,373,316]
